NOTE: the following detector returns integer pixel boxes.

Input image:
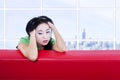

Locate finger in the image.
[48,22,51,25]
[48,22,54,27]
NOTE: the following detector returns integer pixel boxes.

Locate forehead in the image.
[36,23,50,31]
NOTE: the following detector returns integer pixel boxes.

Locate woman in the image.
[17,16,66,61]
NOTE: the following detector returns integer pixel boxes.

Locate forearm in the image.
[52,27,66,51]
[26,35,38,61]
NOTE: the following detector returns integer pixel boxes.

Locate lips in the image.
[43,40,48,43]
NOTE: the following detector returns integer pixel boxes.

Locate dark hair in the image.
[26,16,54,50]
[26,16,54,36]
[44,38,53,50]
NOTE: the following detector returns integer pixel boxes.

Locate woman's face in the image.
[35,23,51,46]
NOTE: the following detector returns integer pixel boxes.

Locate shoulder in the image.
[50,38,56,45]
[19,36,30,45]
[16,36,29,49]
[20,36,29,40]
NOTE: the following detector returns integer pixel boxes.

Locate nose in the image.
[43,33,47,39]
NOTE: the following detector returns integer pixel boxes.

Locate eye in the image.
[38,33,42,35]
[46,31,50,33]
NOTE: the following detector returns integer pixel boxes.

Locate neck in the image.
[37,43,44,50]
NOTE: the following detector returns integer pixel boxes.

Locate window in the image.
[79,0,114,50]
[0,0,4,8]
[116,0,120,49]
[0,0,4,48]
[0,0,119,50]
[0,11,3,40]
[6,0,42,8]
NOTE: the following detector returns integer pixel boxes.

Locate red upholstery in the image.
[0,50,120,80]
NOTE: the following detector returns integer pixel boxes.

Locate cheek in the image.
[36,34,39,38]
[35,34,42,42]
[47,34,51,39]
[47,34,51,37]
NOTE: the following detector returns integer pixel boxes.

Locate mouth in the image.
[43,40,48,44]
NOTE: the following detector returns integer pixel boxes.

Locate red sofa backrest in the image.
[0,50,120,80]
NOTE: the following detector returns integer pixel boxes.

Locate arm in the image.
[17,30,38,61]
[48,22,66,52]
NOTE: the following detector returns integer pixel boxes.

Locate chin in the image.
[42,43,48,46]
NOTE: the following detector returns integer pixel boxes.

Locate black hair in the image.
[26,16,54,36]
[26,16,54,50]
[44,38,53,50]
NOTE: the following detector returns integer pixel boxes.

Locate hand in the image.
[30,30,36,36]
[48,22,55,29]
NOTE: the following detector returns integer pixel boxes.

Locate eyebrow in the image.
[46,28,51,31]
[38,28,51,32]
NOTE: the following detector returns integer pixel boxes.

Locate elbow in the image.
[25,50,38,61]
[29,56,38,61]
[61,48,67,52]
[27,54,38,61]
[58,46,67,52]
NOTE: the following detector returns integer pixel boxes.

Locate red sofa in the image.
[0,50,120,80]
